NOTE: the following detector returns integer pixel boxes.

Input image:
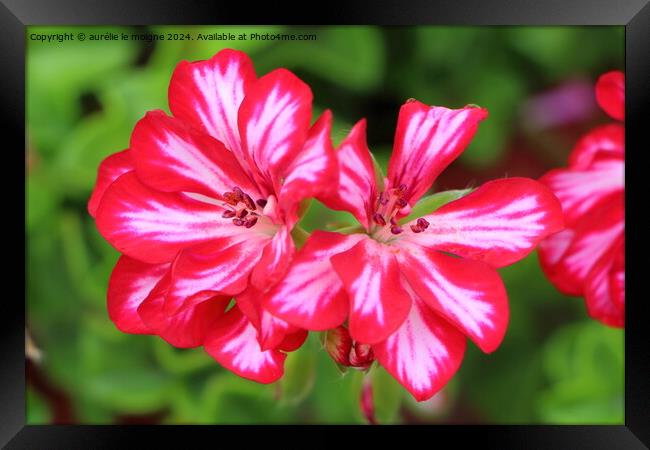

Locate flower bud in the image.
[324,326,375,370]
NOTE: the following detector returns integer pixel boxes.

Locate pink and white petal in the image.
[107,256,169,334]
[278,110,337,227]
[250,225,295,292]
[595,71,625,121]
[330,236,412,344]
[88,149,133,218]
[399,177,564,268]
[318,119,377,230]
[204,306,286,383]
[568,124,624,169]
[553,195,624,291]
[540,158,623,227]
[388,101,488,205]
[584,238,624,328]
[130,110,259,199]
[165,234,269,314]
[397,246,508,353]
[137,274,229,348]
[373,296,466,402]
[538,229,582,296]
[264,231,366,330]
[96,172,248,264]
[609,242,625,310]
[238,69,312,193]
[168,49,256,163]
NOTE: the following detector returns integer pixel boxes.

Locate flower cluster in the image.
[538,71,625,327]
[89,49,621,403]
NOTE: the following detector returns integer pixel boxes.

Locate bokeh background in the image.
[26,25,624,424]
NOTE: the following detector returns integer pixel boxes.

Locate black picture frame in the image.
[7,0,649,447]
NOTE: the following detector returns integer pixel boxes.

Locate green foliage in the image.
[26,25,623,424]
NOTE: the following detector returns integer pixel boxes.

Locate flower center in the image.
[221,186,267,229]
[371,184,429,241]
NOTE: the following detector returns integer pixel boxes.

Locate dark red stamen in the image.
[373,213,386,226]
[256,199,267,208]
[232,218,245,226]
[417,217,430,230]
[390,217,398,226]
[410,224,423,233]
[238,209,249,218]
[245,217,258,228]
[390,225,403,235]
[398,184,407,192]
[396,198,408,208]
[222,210,236,218]
[243,194,256,210]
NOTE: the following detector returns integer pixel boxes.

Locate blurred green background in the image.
[26,25,624,424]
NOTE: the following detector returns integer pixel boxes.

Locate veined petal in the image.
[610,244,625,310]
[585,237,624,327]
[88,149,133,218]
[397,246,508,353]
[373,296,466,402]
[168,48,256,164]
[130,110,259,199]
[388,101,488,205]
[568,124,624,169]
[398,178,564,268]
[595,71,625,121]
[538,229,581,296]
[107,256,169,334]
[330,236,411,344]
[552,195,624,293]
[137,272,229,348]
[318,119,376,230]
[165,234,270,315]
[540,158,623,227]
[96,172,247,264]
[264,231,366,330]
[278,110,337,227]
[250,225,295,291]
[204,306,286,383]
[238,69,312,193]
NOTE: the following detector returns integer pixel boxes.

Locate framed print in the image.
[6,0,650,447]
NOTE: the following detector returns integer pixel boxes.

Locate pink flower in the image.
[263,100,564,400]
[89,49,336,383]
[538,71,625,327]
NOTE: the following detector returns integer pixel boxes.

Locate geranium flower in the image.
[538,71,625,327]
[263,100,564,400]
[89,49,336,382]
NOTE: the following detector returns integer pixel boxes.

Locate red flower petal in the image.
[238,68,312,193]
[373,297,466,402]
[264,230,365,330]
[540,157,623,227]
[130,110,260,199]
[168,49,256,164]
[277,328,308,353]
[318,119,377,230]
[277,110,337,227]
[568,124,624,170]
[550,194,624,293]
[107,256,169,334]
[388,101,488,205]
[165,234,270,314]
[137,272,229,348]
[537,229,582,296]
[204,306,286,383]
[397,246,508,353]
[88,149,133,218]
[96,172,250,264]
[250,225,295,291]
[584,237,624,327]
[399,178,564,268]
[331,236,412,344]
[595,71,625,121]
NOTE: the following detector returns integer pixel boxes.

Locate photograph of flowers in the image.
[26,25,624,425]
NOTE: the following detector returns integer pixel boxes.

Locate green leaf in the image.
[369,366,404,424]
[400,189,473,224]
[278,335,317,406]
[291,225,310,249]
